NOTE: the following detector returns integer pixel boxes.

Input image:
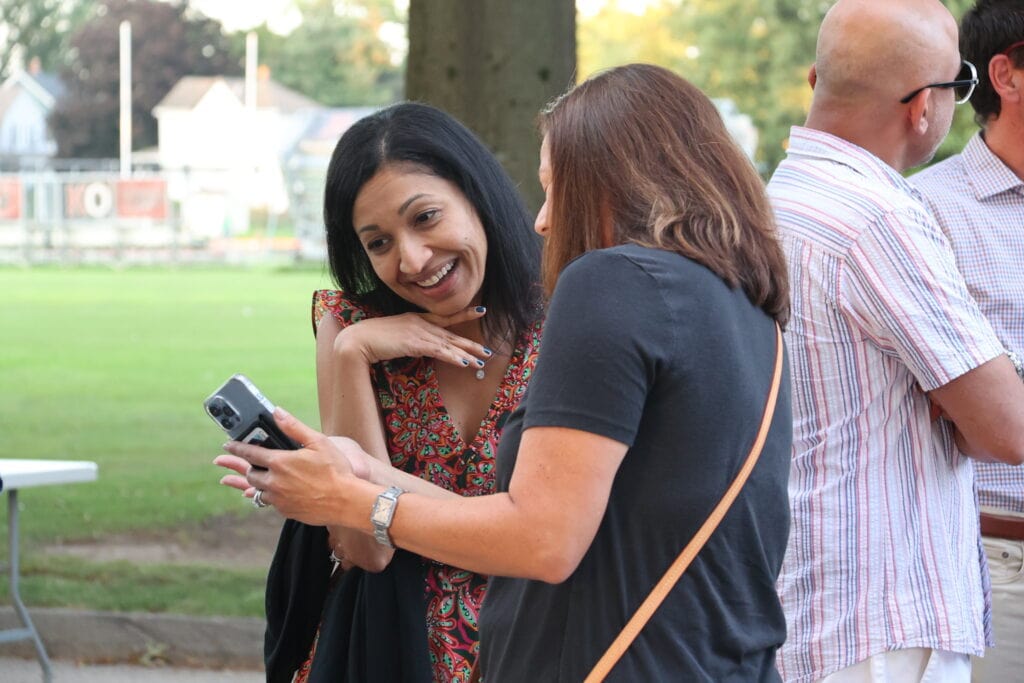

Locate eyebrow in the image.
[356,193,433,234]
[398,193,428,216]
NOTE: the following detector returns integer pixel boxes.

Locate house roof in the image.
[284,107,379,161]
[0,69,64,122]
[32,72,65,100]
[154,75,321,113]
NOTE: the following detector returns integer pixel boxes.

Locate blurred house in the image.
[0,58,65,168]
[152,67,321,237]
[281,106,377,259]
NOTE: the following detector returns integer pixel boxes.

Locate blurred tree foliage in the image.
[239,0,404,107]
[0,0,91,78]
[579,0,983,176]
[49,0,241,158]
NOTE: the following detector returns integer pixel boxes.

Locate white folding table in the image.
[0,459,98,682]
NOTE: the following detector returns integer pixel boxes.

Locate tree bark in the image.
[406,0,576,212]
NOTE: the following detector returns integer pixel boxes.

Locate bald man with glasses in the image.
[767,0,1024,681]
[911,2,1024,680]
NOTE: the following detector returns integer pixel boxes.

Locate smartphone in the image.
[204,374,300,450]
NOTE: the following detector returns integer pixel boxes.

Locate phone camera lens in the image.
[222,405,236,417]
[209,404,222,417]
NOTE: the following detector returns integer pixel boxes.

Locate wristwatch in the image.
[370,486,405,548]
[1008,349,1024,382]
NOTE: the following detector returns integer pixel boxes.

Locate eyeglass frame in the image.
[1001,40,1024,58]
[899,59,978,105]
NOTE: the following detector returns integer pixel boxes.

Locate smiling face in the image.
[352,164,488,316]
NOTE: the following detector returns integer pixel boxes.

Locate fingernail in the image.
[461,359,469,366]
[222,442,231,450]
[475,306,486,313]
[483,347,493,356]
[476,359,485,367]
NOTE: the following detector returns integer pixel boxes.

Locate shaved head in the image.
[806,0,962,170]
[814,0,960,105]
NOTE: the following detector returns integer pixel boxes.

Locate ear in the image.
[808,63,818,90]
[906,88,932,135]
[989,54,1022,105]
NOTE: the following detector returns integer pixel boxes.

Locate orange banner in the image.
[117,179,167,219]
[0,178,21,219]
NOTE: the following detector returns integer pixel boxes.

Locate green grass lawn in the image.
[0,265,335,615]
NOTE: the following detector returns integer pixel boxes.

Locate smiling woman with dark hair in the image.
[220,65,792,682]
[217,102,542,683]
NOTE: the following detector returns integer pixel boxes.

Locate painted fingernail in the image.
[483,347,493,356]
[476,359,485,367]
[475,306,486,313]
[461,359,470,366]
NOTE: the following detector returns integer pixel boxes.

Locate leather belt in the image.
[980,512,1024,541]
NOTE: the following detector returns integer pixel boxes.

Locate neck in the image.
[983,113,1024,181]
[805,106,912,171]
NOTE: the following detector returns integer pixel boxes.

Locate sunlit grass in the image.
[0,265,335,615]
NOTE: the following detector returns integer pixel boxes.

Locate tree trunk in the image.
[406,0,576,212]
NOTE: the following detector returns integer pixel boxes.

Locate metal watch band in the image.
[370,485,405,548]
[1007,349,1024,382]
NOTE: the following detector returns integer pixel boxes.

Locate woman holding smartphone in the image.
[221,64,792,680]
[219,102,542,682]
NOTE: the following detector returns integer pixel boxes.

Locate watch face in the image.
[372,498,396,524]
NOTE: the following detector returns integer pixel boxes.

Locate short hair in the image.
[539,63,790,327]
[960,0,1024,124]
[323,103,542,343]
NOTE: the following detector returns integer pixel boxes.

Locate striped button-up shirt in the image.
[768,127,1003,682]
[911,132,1024,514]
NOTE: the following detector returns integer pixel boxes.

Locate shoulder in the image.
[550,246,691,345]
[311,288,377,333]
[558,244,683,287]
[909,154,967,200]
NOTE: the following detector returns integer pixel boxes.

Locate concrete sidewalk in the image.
[0,606,264,680]
[1,656,262,683]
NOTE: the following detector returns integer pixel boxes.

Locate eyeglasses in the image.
[899,59,978,105]
[1002,40,1024,57]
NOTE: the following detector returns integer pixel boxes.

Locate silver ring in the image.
[252,489,269,509]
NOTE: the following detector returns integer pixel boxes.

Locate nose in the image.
[397,234,432,275]
[534,200,550,237]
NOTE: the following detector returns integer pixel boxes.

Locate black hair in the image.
[323,102,542,344]
[960,0,1024,124]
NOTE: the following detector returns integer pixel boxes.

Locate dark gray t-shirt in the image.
[479,245,791,682]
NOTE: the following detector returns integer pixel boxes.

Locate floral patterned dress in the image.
[297,289,542,683]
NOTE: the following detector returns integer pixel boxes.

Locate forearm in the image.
[334,480,561,580]
[317,322,389,461]
[952,428,1003,463]
[930,355,1024,465]
[327,524,393,572]
[363,457,461,500]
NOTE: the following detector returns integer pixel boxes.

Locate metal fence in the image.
[0,160,329,266]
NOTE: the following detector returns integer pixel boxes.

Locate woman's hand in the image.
[218,408,373,527]
[214,434,372,496]
[336,306,493,370]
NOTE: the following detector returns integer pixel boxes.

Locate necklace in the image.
[475,368,485,380]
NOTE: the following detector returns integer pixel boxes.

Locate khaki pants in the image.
[972,535,1024,682]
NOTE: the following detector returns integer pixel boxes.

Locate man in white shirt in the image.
[911,2,1024,680]
[769,0,1024,680]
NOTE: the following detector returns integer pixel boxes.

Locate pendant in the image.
[475,368,485,381]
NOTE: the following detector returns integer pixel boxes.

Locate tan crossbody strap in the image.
[584,322,784,683]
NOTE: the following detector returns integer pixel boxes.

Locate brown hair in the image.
[539,63,790,327]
